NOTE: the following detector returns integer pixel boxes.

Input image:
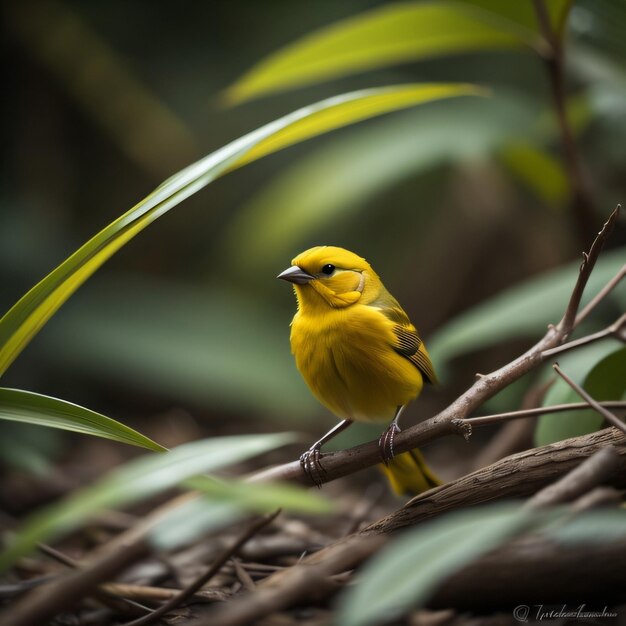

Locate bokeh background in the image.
[2,0,625,505]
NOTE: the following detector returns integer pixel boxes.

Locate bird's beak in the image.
[277,265,315,284]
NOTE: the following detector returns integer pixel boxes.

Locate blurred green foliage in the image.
[2,0,625,454]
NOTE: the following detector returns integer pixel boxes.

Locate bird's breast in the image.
[290,307,423,422]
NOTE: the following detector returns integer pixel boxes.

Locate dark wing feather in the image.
[377,299,438,385]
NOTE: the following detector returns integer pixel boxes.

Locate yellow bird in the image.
[278,245,440,494]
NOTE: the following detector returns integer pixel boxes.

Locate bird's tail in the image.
[379,448,442,496]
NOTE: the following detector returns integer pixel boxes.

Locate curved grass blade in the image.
[0,388,166,452]
[0,433,294,571]
[0,83,484,376]
[224,0,572,104]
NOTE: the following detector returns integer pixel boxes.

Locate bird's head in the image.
[277,246,382,311]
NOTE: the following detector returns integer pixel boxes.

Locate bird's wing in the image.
[375,296,438,385]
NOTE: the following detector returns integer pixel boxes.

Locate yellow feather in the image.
[280,245,439,496]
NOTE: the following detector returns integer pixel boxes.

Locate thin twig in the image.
[36,543,153,618]
[553,363,626,435]
[120,510,281,626]
[542,312,626,358]
[575,258,625,326]
[463,401,626,426]
[556,206,619,336]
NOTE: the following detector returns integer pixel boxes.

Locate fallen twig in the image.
[121,510,280,626]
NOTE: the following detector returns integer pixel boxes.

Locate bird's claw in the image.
[378,423,401,465]
[300,445,327,488]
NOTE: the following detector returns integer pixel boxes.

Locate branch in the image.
[463,400,626,427]
[542,312,626,358]
[556,206,619,336]
[366,428,626,534]
[575,259,625,326]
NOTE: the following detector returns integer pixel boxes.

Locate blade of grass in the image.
[0,83,484,376]
[0,388,165,452]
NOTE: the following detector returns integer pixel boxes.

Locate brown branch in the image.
[524,446,622,509]
[366,428,626,534]
[1,537,150,626]
[575,257,625,326]
[532,0,596,243]
[553,363,626,435]
[249,208,620,488]
[556,206,619,336]
[542,311,626,358]
[464,400,626,427]
[120,510,280,626]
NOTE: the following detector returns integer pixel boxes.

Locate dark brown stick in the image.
[366,428,626,534]
[1,538,150,626]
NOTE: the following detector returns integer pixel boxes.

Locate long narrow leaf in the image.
[0,388,165,452]
[0,433,293,571]
[336,505,534,626]
[0,83,483,376]
[224,0,572,104]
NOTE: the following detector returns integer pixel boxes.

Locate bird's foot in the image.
[300,444,327,488]
[378,423,401,465]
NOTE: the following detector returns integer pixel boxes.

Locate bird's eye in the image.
[321,264,335,275]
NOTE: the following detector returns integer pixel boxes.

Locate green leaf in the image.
[0,388,166,452]
[224,0,572,104]
[428,246,626,368]
[0,83,483,377]
[535,346,626,446]
[0,433,293,571]
[335,504,532,626]
[186,475,333,514]
[151,477,333,551]
[546,509,626,544]
[149,500,245,551]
